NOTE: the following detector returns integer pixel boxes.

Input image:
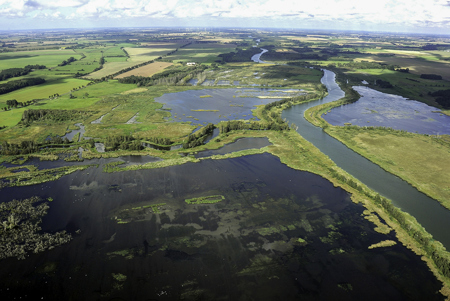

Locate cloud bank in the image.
[0,0,449,33]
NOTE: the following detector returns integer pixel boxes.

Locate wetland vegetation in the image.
[1,28,450,300]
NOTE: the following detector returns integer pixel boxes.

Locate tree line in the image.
[58,57,76,66]
[429,89,450,109]
[218,47,263,62]
[183,123,215,149]
[420,74,442,80]
[20,109,94,125]
[104,135,142,151]
[118,65,208,86]
[0,65,46,81]
[0,77,46,95]
[0,136,73,155]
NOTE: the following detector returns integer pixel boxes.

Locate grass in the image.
[0,77,89,103]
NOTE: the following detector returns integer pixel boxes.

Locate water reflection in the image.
[0,154,443,300]
[323,86,450,135]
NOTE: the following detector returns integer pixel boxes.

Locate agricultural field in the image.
[166,42,237,64]
[0,50,83,69]
[114,62,173,78]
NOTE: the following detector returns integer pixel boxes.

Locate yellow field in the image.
[114,62,173,79]
[86,61,139,79]
[125,47,176,62]
[86,45,179,78]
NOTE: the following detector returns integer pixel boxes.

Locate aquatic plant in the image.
[0,196,72,260]
[185,195,225,204]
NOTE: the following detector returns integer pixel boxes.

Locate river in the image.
[282,69,450,248]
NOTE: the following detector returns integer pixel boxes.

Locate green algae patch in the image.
[368,240,397,249]
[185,195,225,205]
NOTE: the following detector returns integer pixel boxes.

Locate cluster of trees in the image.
[396,68,410,73]
[429,89,450,109]
[118,65,208,86]
[420,74,442,80]
[0,77,45,95]
[183,123,215,149]
[0,65,46,81]
[218,47,262,62]
[1,140,40,155]
[261,50,325,61]
[146,137,172,146]
[339,61,398,70]
[104,135,142,151]
[2,100,35,111]
[219,120,289,133]
[20,109,93,125]
[375,79,393,88]
[0,135,75,155]
[58,57,76,66]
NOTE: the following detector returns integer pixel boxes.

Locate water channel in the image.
[283,69,450,248]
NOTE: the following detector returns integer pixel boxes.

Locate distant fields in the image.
[166,43,237,64]
[85,43,180,79]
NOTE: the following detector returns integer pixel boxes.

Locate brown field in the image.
[114,62,173,78]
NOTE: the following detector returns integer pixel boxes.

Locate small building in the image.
[186,62,196,66]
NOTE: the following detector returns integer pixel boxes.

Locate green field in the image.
[167,43,237,64]
[0,50,83,69]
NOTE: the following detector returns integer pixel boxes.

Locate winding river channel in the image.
[283,69,450,248]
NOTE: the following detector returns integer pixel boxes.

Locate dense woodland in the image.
[0,65,46,81]
[421,74,443,80]
[218,47,262,62]
[20,109,94,125]
[0,77,45,95]
[104,135,143,151]
[183,123,215,149]
[118,64,208,86]
[430,89,450,109]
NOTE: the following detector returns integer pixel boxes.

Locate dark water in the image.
[0,154,444,300]
[283,69,450,248]
[323,86,450,135]
[196,137,271,158]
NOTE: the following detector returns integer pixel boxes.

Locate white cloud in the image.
[0,0,449,31]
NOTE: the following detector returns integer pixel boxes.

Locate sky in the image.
[0,0,450,34]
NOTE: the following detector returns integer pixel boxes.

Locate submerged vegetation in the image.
[0,196,72,260]
[185,195,225,204]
